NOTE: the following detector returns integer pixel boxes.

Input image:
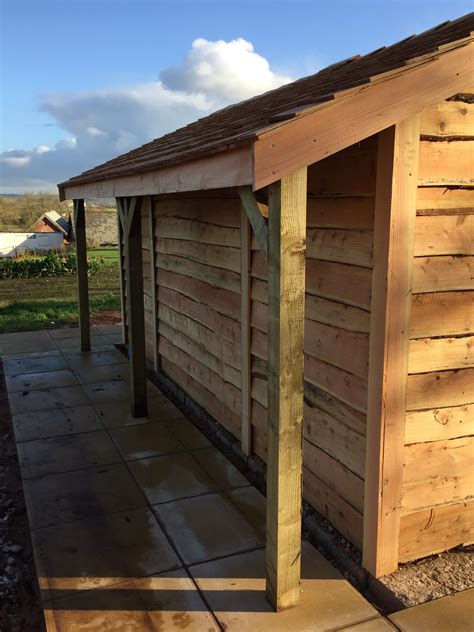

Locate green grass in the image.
[87,247,119,262]
[0,269,121,333]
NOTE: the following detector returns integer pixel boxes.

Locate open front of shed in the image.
[59,14,474,613]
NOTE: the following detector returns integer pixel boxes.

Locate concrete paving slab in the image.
[12,406,103,442]
[33,507,180,601]
[6,369,78,393]
[23,463,146,529]
[3,353,67,376]
[94,396,183,429]
[110,422,185,460]
[93,324,123,336]
[72,362,130,384]
[165,418,212,450]
[225,486,266,538]
[8,385,89,415]
[389,588,474,631]
[341,617,397,630]
[104,333,124,344]
[82,379,160,405]
[18,431,121,478]
[190,541,378,631]
[154,492,264,565]
[0,338,58,355]
[43,569,219,632]
[54,335,111,351]
[49,328,81,339]
[1,349,62,361]
[64,349,128,368]
[129,452,218,504]
[192,446,249,490]
[0,329,52,343]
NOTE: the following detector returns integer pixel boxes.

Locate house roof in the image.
[32,210,70,235]
[59,13,474,196]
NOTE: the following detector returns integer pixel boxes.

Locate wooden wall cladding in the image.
[400,93,474,563]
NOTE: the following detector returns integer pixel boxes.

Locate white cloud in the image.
[0,37,293,193]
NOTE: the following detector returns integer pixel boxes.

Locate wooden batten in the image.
[73,199,91,352]
[117,196,148,418]
[147,197,159,371]
[363,117,420,577]
[265,168,307,611]
[240,207,252,455]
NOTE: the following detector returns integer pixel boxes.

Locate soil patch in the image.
[0,360,45,632]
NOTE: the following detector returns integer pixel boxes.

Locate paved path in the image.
[1,326,472,631]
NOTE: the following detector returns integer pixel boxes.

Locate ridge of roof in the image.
[59,12,474,191]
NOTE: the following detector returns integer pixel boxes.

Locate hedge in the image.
[0,252,110,279]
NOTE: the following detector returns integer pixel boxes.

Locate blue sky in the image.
[1,0,472,192]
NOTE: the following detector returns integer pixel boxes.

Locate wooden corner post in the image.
[265,168,307,611]
[73,199,90,352]
[240,206,252,456]
[116,196,148,418]
[363,116,420,577]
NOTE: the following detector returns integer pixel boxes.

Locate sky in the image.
[0,0,472,193]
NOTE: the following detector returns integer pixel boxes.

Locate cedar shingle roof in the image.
[60,13,474,189]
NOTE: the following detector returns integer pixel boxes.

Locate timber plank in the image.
[405,404,474,444]
[156,253,241,294]
[402,437,474,511]
[156,197,241,227]
[306,228,373,268]
[406,368,474,410]
[416,186,474,211]
[410,291,473,338]
[418,140,474,186]
[408,335,473,373]
[414,215,474,256]
[307,197,375,230]
[156,237,240,273]
[306,259,372,310]
[157,216,240,248]
[399,500,474,563]
[420,100,474,137]
[412,255,473,293]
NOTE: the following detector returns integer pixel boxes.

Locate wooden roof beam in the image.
[253,42,473,190]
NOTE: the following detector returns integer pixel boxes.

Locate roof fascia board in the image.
[59,145,253,201]
[253,42,474,190]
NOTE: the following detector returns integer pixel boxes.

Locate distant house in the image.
[29,210,72,242]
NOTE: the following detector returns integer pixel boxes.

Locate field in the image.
[0,249,121,333]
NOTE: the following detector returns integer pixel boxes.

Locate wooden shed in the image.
[59,15,474,612]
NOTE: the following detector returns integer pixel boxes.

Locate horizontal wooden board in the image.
[399,500,474,563]
[306,228,373,268]
[414,215,474,256]
[157,269,240,320]
[155,197,240,227]
[420,101,474,137]
[303,441,365,513]
[251,291,370,334]
[304,380,367,437]
[157,216,240,248]
[402,437,474,511]
[416,187,474,212]
[410,291,473,338]
[418,141,474,186]
[307,197,374,230]
[303,466,363,549]
[159,335,241,416]
[157,285,240,344]
[405,404,474,444]
[412,255,473,293]
[158,320,241,390]
[406,368,474,411]
[156,253,241,294]
[157,237,240,273]
[158,302,241,369]
[250,260,373,311]
[160,356,240,438]
[408,335,474,373]
[304,406,366,479]
[306,259,372,310]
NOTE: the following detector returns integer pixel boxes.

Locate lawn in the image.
[87,247,119,262]
[0,268,121,334]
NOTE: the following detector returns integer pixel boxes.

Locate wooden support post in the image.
[117,196,148,418]
[146,196,159,371]
[240,205,251,456]
[265,168,307,611]
[73,199,90,352]
[117,211,128,344]
[363,117,420,577]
